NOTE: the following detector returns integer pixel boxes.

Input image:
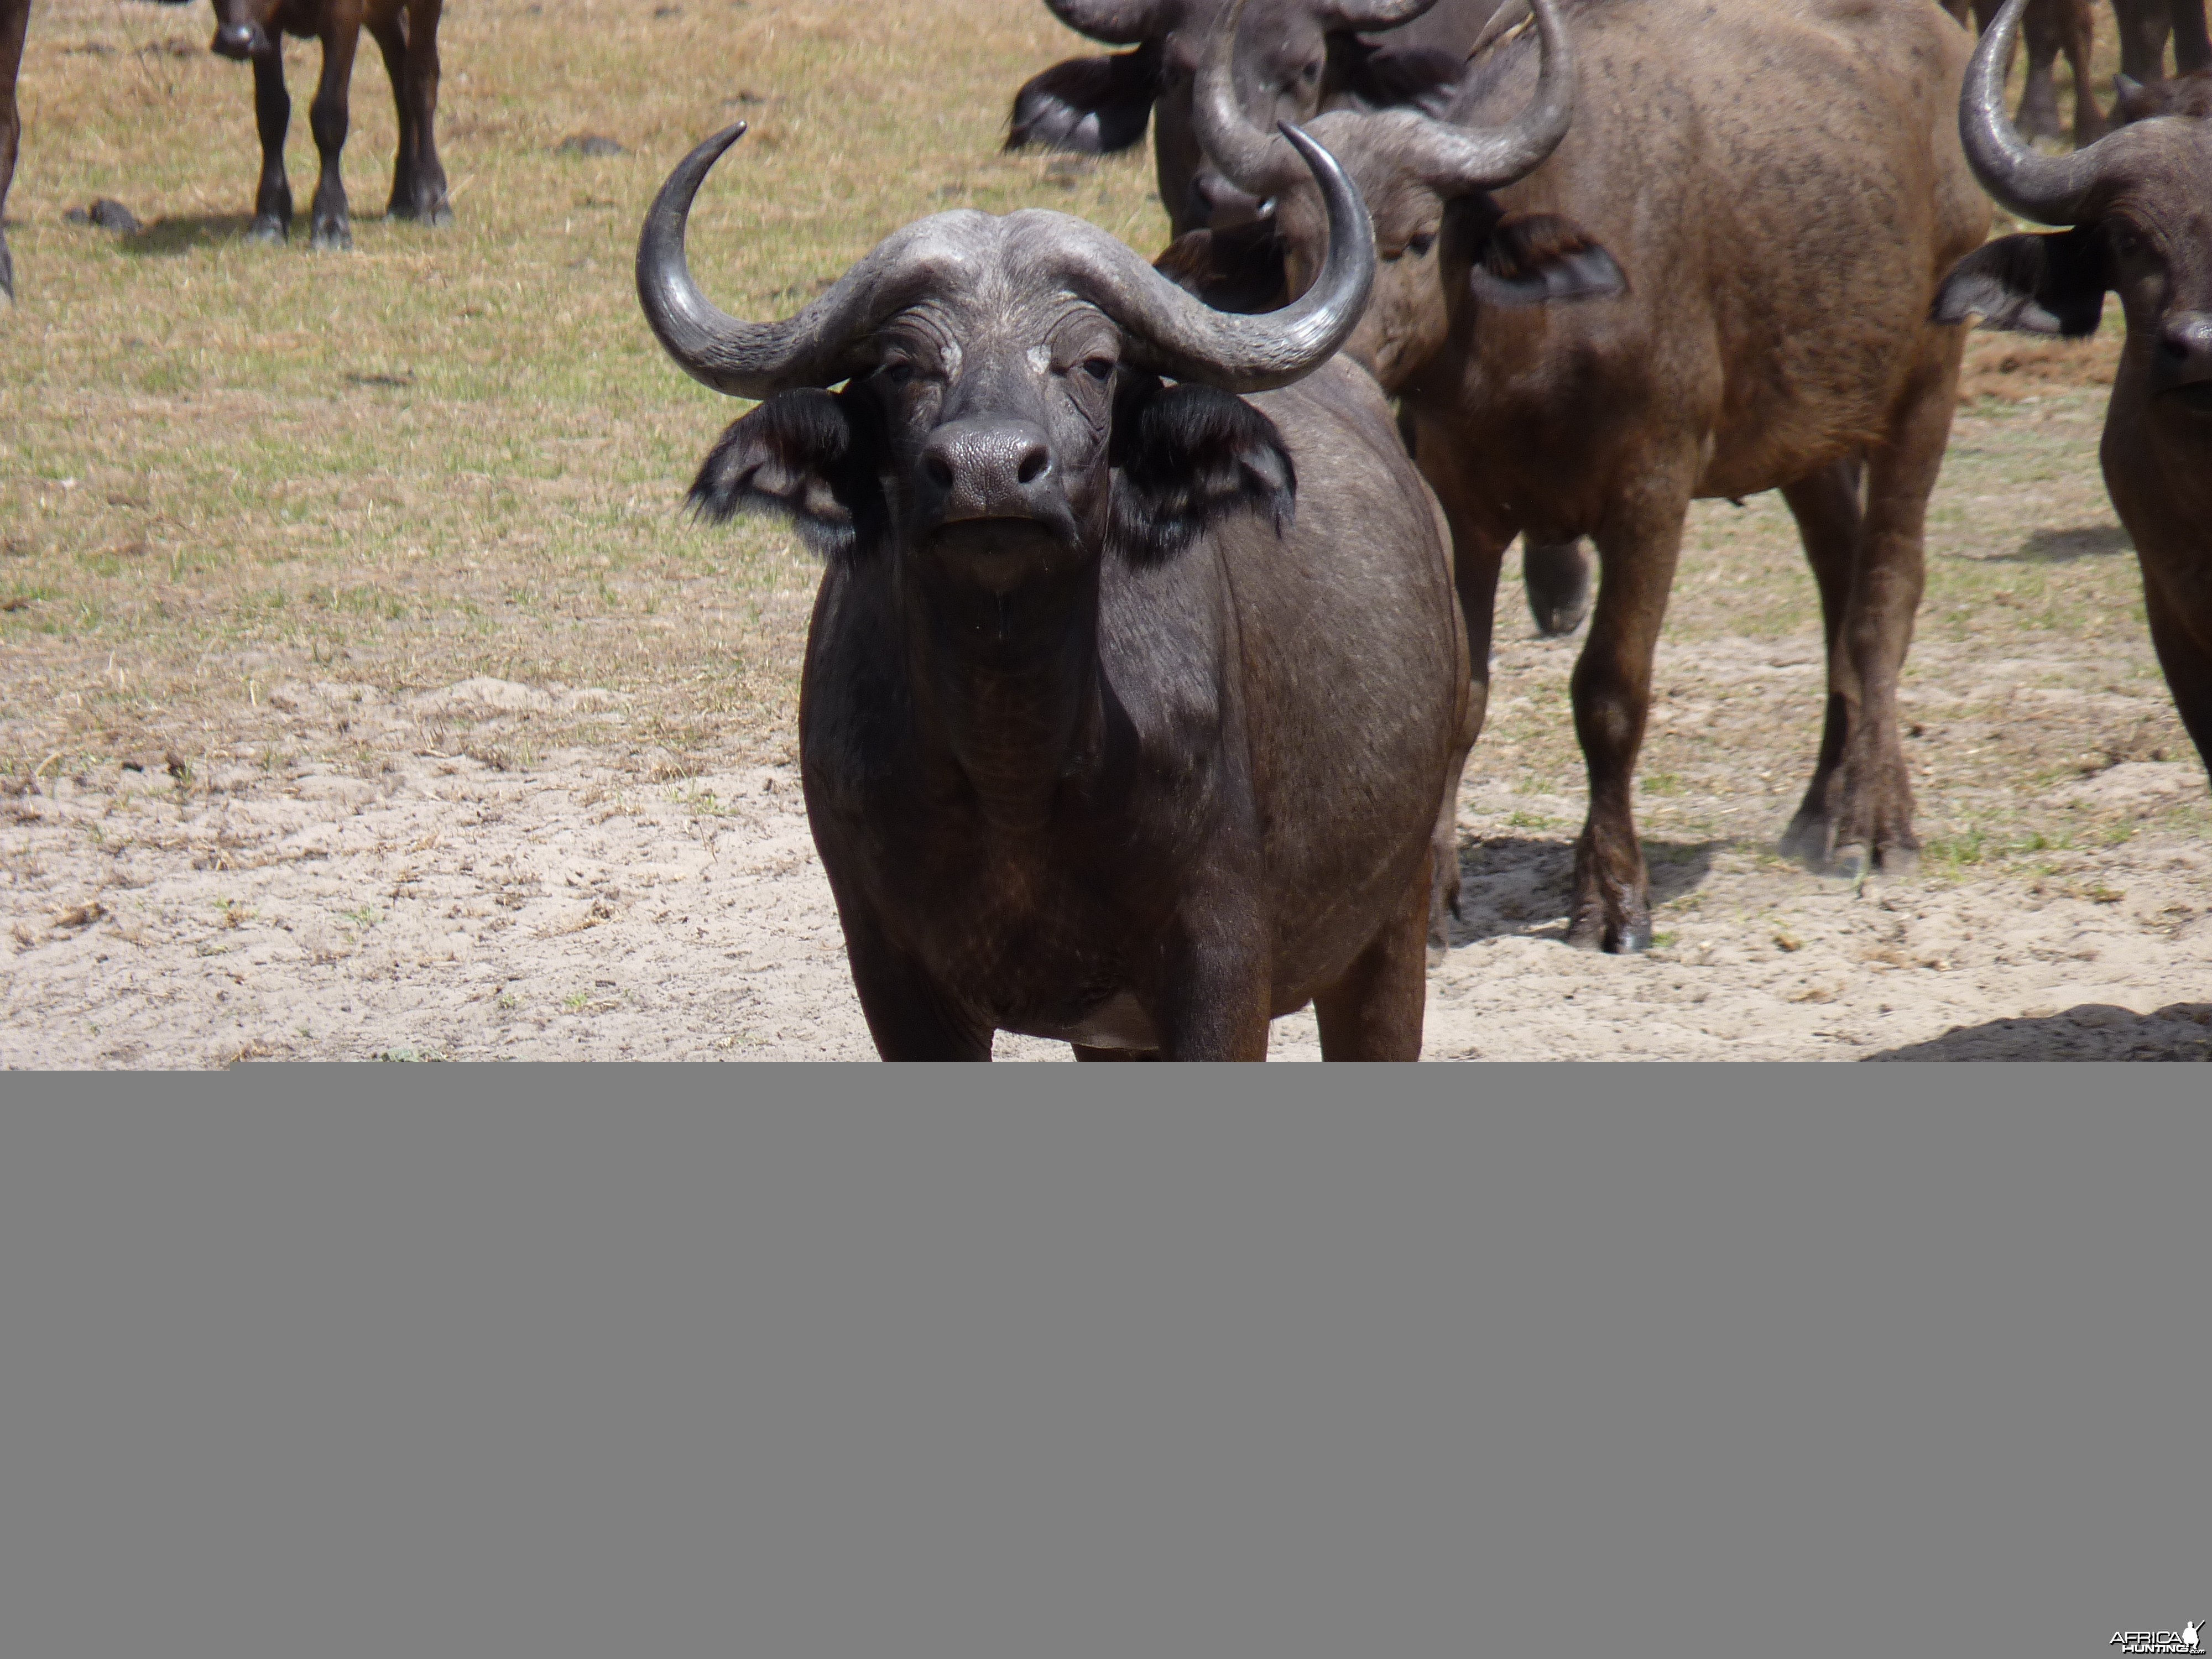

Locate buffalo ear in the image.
[1006,46,1160,153]
[1932,229,2106,337]
[1333,39,1467,117]
[688,387,885,559]
[1151,222,1291,311]
[1110,380,1296,565]
[1469,211,1626,307]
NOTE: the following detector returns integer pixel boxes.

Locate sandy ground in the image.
[7,647,2209,1066]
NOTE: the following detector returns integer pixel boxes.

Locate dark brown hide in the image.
[1010,0,1505,235]
[1,0,27,301]
[208,0,450,249]
[1224,0,1988,951]
[640,128,1469,1060]
[1937,0,2212,779]
[1945,0,2105,147]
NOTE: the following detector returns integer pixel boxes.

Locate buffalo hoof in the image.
[1565,907,1652,954]
[1524,539,1592,638]
[388,193,455,227]
[247,216,289,244]
[309,222,354,253]
[1779,806,1919,879]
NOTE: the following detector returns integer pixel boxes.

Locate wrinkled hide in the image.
[207,0,451,249]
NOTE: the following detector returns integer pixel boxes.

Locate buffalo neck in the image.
[901,551,1105,834]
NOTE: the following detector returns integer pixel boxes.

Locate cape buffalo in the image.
[1192,0,1990,952]
[2111,64,2212,122]
[1936,0,2212,778]
[2,0,26,301]
[1944,0,2103,148]
[637,123,1470,1060]
[208,0,451,250]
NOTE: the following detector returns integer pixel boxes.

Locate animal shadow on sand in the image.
[1871,1003,2212,1060]
[2000,524,2134,563]
[1445,834,1721,946]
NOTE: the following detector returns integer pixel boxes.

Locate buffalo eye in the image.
[881,361,916,387]
[1405,233,1435,258]
[1300,59,1321,84]
[1081,357,1115,382]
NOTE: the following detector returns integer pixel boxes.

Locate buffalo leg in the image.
[1525,539,1593,637]
[368,14,417,213]
[307,5,363,251]
[1419,439,1517,941]
[1791,340,1959,876]
[2176,0,2212,71]
[1148,899,1271,1060]
[249,43,295,242]
[1313,854,1431,1061]
[1566,481,1693,953]
[2017,0,2067,141]
[1071,1045,1161,1060]
[2062,0,2105,145]
[839,911,994,1061]
[1,0,27,302]
[382,0,451,223]
[2112,0,2172,80]
[1777,457,1866,870]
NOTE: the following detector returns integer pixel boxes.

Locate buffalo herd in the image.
[0,0,2205,1057]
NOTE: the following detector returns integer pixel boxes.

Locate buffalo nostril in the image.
[1016,448,1050,487]
[924,455,955,491]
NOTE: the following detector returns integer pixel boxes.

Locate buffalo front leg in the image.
[1777,458,1866,871]
[2015,0,2069,143]
[380,0,451,223]
[307,9,363,251]
[837,909,994,1061]
[249,45,295,242]
[1313,851,1431,1061]
[2060,0,2106,146]
[1566,481,1693,953]
[2111,0,2172,79]
[1787,338,1959,877]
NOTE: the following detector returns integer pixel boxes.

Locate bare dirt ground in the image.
[4,0,2209,1062]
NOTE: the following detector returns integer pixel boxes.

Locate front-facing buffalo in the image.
[638,124,1468,1060]
[1938,0,2212,778]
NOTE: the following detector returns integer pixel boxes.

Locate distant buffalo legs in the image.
[304,5,362,249]
[249,44,294,241]
[1780,335,1961,877]
[1566,471,1695,953]
[1,0,28,302]
[2113,0,2172,79]
[1952,0,2103,145]
[368,0,450,223]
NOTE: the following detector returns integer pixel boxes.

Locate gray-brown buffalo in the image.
[637,123,1469,1060]
[1,0,26,301]
[208,0,451,249]
[1192,0,1989,952]
[1008,0,1503,235]
[1937,0,2212,778]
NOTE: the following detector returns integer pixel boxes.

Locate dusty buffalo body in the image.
[1945,0,2103,147]
[1193,0,1989,952]
[209,0,451,250]
[637,124,1468,1060]
[1,0,27,301]
[1938,0,2212,778]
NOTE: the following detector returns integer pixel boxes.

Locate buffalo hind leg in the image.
[1777,458,1865,870]
[307,8,363,251]
[249,44,295,242]
[1313,853,1431,1060]
[1525,538,1593,638]
[1566,478,1693,953]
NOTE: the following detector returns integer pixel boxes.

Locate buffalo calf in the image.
[638,124,1469,1060]
[1939,0,2212,779]
[210,0,451,250]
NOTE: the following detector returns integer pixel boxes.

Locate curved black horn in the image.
[637,124,942,399]
[1193,0,1311,198]
[1044,0,1172,45]
[1960,0,2106,223]
[1054,122,1375,391]
[1394,0,1573,191]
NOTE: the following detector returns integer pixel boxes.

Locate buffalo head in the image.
[1008,0,1475,234]
[1938,0,2212,419]
[1167,0,1619,390]
[638,121,1373,587]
